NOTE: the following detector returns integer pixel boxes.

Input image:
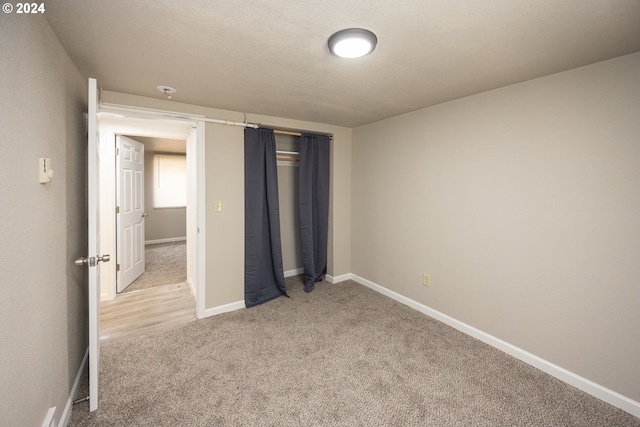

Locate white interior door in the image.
[87,77,103,412]
[116,135,145,292]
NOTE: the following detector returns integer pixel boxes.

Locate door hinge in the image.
[116,147,119,156]
[116,206,120,214]
[116,264,120,272]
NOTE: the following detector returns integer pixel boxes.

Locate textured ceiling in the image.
[45,1,640,127]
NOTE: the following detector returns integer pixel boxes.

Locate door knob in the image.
[142,213,148,218]
[74,255,110,266]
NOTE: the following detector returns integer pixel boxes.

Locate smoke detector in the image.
[156,85,176,100]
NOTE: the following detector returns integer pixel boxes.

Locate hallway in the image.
[100,282,195,343]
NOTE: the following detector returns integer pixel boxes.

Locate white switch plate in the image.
[214,200,222,212]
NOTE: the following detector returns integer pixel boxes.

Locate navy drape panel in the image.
[299,133,330,292]
[244,128,287,307]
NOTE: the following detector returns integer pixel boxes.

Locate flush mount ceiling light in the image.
[156,85,176,100]
[328,28,377,59]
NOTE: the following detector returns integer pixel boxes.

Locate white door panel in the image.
[88,77,101,412]
[116,135,145,292]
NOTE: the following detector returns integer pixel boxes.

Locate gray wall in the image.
[143,150,187,242]
[352,53,640,402]
[0,16,88,427]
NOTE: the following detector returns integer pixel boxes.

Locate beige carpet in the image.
[70,275,640,426]
[123,241,187,293]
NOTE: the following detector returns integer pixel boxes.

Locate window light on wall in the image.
[154,154,187,208]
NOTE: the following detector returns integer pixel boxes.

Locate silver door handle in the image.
[137,213,148,224]
[74,254,110,267]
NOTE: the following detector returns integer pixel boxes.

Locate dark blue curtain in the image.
[244,128,287,307]
[298,133,330,292]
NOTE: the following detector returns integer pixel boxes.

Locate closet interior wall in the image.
[275,133,302,274]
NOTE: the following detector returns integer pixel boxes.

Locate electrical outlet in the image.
[423,274,431,287]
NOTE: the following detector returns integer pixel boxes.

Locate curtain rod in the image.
[100,103,260,128]
[99,103,331,138]
[273,129,333,139]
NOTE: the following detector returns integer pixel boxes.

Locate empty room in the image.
[1,1,640,426]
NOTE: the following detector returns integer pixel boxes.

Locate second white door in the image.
[116,135,145,292]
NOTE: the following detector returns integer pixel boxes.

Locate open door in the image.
[116,135,146,292]
[87,77,106,411]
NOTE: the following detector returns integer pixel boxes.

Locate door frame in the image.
[98,114,206,319]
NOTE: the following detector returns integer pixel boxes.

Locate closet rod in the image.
[272,129,332,139]
[273,129,302,137]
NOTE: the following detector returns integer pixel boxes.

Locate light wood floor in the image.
[100,282,196,344]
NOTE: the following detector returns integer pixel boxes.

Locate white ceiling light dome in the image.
[328,28,377,59]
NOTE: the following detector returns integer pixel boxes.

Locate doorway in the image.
[119,135,187,294]
[97,114,205,329]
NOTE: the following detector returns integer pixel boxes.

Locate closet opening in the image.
[275,132,303,278]
[244,127,332,306]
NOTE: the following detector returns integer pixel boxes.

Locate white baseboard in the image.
[145,237,186,245]
[326,273,352,284]
[350,274,640,419]
[186,278,196,298]
[284,270,351,284]
[202,300,245,319]
[284,268,304,278]
[42,406,56,427]
[60,347,89,427]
